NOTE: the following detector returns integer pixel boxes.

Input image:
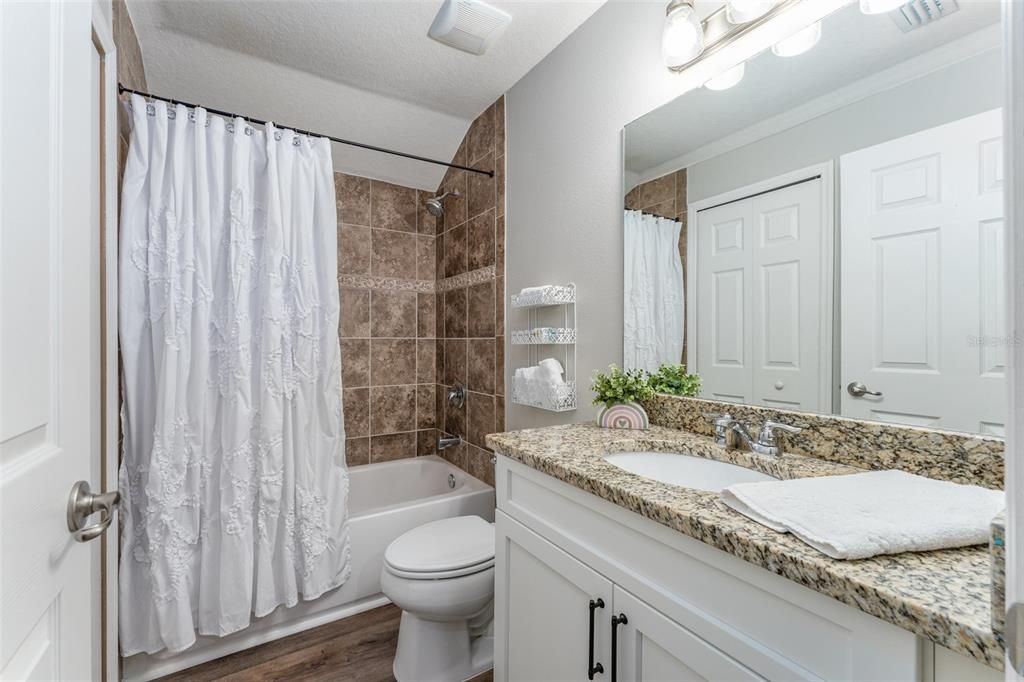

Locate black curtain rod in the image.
[118,84,494,178]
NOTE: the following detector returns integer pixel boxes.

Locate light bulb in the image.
[704,62,745,91]
[726,0,777,24]
[771,21,821,57]
[859,0,905,14]
[662,1,704,68]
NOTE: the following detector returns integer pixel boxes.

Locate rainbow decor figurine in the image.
[590,365,654,431]
[596,401,650,430]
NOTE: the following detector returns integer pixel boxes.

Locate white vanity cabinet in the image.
[493,455,1001,682]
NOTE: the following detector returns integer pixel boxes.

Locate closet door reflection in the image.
[696,178,826,413]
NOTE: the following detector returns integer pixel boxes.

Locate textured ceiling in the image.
[128,0,606,190]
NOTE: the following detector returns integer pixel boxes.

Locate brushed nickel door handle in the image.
[67,481,120,543]
[847,381,882,398]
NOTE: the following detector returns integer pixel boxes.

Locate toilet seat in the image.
[384,516,494,581]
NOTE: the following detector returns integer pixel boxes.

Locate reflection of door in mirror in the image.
[840,109,1005,435]
[693,171,830,414]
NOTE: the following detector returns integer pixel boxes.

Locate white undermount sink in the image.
[603,451,777,492]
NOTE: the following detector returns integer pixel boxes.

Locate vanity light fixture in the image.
[859,0,906,14]
[771,20,821,56]
[662,0,705,68]
[726,0,778,24]
[704,62,745,90]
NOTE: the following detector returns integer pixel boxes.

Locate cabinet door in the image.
[611,586,764,682]
[495,510,613,682]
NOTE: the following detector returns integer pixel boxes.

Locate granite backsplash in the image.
[642,394,1004,490]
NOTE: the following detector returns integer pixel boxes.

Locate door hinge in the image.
[1009,602,1024,675]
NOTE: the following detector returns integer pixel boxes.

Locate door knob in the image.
[847,381,882,398]
[67,481,120,543]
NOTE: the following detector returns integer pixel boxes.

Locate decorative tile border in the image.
[437,265,496,292]
[338,274,434,294]
[338,265,497,295]
[642,394,1005,489]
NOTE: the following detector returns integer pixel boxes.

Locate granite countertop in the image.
[486,423,1003,670]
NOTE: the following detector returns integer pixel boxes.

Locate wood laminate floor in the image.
[156,604,493,682]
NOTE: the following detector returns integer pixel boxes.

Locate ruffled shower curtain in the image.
[118,94,351,656]
[623,210,685,372]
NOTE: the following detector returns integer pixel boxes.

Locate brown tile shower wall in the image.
[624,169,688,364]
[114,0,147,194]
[336,173,441,466]
[434,96,506,487]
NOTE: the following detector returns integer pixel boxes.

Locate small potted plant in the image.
[591,365,654,430]
[647,363,701,398]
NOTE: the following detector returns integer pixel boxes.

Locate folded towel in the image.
[721,470,1004,560]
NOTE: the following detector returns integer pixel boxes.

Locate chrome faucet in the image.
[703,413,802,457]
[438,435,462,450]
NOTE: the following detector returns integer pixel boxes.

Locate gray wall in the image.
[505,1,696,429]
[687,48,1002,202]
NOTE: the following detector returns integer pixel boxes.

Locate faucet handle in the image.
[758,420,802,444]
[702,412,733,426]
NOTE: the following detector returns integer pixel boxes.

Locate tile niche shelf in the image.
[510,283,577,412]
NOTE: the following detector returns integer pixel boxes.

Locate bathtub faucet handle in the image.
[447,383,465,409]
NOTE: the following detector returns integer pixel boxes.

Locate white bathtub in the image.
[123,455,495,681]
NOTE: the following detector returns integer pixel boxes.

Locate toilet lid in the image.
[384,516,494,575]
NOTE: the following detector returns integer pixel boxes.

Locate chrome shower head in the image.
[425,190,459,217]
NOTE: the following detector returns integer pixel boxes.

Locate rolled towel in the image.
[721,470,1005,560]
[537,358,565,384]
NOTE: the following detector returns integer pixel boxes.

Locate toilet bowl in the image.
[381,515,495,682]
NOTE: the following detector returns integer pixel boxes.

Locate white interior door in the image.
[840,109,1005,434]
[696,178,825,412]
[1,2,109,680]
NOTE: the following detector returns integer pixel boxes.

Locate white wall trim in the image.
[686,161,835,409]
[636,23,1001,186]
[1003,0,1023,677]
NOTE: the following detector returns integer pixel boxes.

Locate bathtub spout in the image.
[439,435,462,450]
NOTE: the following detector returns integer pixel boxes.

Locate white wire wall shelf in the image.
[510,283,577,412]
[511,284,576,309]
[511,327,577,345]
[511,378,578,413]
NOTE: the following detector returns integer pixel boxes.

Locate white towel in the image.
[721,470,1005,560]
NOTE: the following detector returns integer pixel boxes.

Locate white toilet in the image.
[381,515,495,682]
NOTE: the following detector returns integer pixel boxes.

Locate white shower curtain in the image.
[623,210,685,373]
[118,94,351,656]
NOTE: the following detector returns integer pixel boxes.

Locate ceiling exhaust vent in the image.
[428,0,512,55]
[891,0,959,32]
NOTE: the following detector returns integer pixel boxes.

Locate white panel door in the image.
[1,2,102,680]
[840,109,1005,433]
[611,586,763,682]
[750,180,823,412]
[696,200,753,404]
[494,511,612,682]
[696,179,824,412]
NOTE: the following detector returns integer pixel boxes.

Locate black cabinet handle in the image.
[611,613,628,682]
[588,598,605,679]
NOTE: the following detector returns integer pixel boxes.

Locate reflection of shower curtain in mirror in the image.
[623,210,684,373]
[118,94,351,656]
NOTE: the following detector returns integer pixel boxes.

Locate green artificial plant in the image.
[590,365,655,408]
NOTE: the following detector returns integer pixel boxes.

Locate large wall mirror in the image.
[623,0,1004,436]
